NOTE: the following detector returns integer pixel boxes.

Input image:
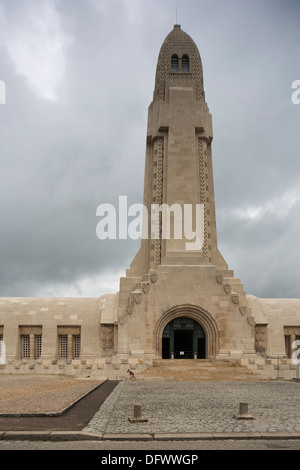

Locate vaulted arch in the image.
[154,304,220,359]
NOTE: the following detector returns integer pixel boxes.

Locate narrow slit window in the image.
[182,54,189,72]
[22,335,30,359]
[73,335,81,359]
[59,335,68,358]
[35,335,42,359]
[285,335,291,357]
[171,54,179,72]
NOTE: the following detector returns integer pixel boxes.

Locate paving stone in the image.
[84,380,300,436]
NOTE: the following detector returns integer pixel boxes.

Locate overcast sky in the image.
[0,0,299,299]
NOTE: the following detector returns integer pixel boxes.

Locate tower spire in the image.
[128,26,227,276]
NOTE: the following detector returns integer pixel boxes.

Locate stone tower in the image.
[0,26,299,379]
[115,25,256,362]
[130,24,227,274]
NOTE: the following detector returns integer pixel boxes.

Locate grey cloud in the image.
[0,0,299,298]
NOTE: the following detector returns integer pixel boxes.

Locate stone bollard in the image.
[234,402,254,420]
[128,404,148,423]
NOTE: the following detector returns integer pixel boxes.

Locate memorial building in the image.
[0,26,299,379]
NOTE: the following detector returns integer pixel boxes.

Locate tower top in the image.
[127,25,227,277]
[154,26,205,102]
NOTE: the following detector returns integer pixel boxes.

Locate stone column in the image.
[30,333,35,359]
[67,334,73,359]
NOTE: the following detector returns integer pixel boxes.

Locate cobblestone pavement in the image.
[84,380,300,435]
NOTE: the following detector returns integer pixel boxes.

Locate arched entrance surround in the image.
[154,304,219,359]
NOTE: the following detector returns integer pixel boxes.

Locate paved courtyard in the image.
[84,380,300,435]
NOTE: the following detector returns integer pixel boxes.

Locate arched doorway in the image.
[154,304,219,359]
[162,317,206,359]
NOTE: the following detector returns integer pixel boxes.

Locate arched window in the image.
[171,54,179,72]
[182,54,189,72]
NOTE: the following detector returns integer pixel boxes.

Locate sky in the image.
[0,0,299,299]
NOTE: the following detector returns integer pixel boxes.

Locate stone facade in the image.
[0,26,299,379]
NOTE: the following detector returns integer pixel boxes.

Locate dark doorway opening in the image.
[174,330,193,358]
[162,317,206,359]
[162,337,170,359]
[197,338,206,359]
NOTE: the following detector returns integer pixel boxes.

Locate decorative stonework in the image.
[121,270,159,324]
[126,305,133,315]
[155,26,204,102]
[223,283,231,295]
[141,282,150,294]
[101,325,114,356]
[255,324,268,356]
[239,306,247,316]
[133,291,142,304]
[284,325,300,336]
[57,326,81,336]
[216,274,223,284]
[19,325,42,335]
[150,137,164,270]
[150,271,158,283]
[231,293,239,304]
[198,138,208,257]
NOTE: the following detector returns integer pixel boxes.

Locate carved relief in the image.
[19,325,42,335]
[141,282,150,294]
[239,306,247,316]
[231,293,239,305]
[216,274,223,284]
[198,138,208,257]
[122,270,159,324]
[133,291,142,304]
[150,272,158,283]
[101,325,114,355]
[255,324,268,356]
[151,137,164,269]
[125,293,134,315]
[126,305,133,315]
[57,326,81,336]
[284,325,300,337]
[223,283,231,295]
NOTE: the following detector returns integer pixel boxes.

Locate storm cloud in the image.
[0,0,299,298]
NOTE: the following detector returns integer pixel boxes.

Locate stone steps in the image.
[136,359,263,381]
